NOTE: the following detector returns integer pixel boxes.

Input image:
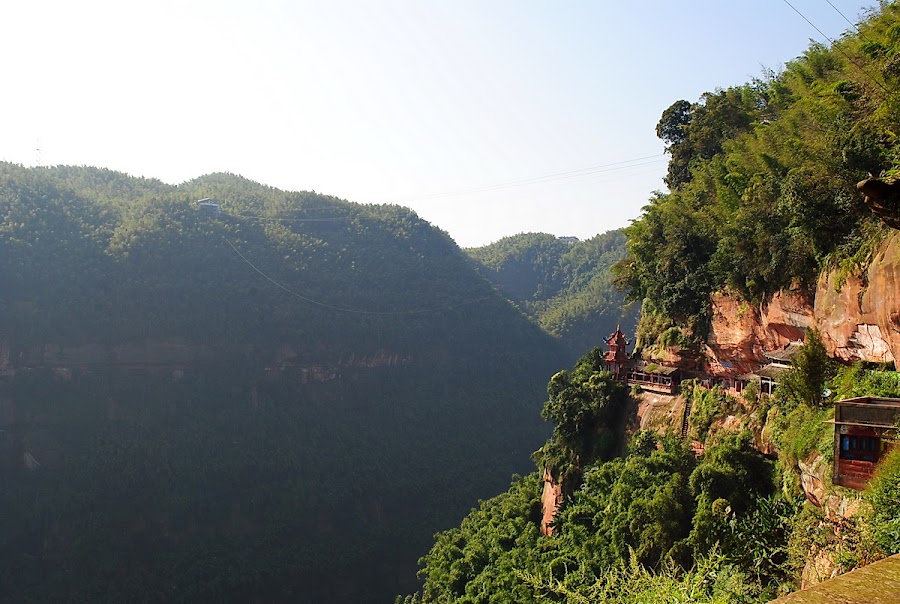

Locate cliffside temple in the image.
[733,342,804,396]
[599,330,900,493]
[623,362,681,394]
[602,325,806,398]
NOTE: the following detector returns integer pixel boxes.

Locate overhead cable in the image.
[226,239,495,315]
[392,153,667,203]
[781,0,891,95]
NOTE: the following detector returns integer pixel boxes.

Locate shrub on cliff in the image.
[866,445,900,555]
[775,329,836,408]
[535,348,629,489]
[832,363,900,399]
[518,549,755,604]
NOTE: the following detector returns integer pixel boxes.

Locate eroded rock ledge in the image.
[706,231,900,369]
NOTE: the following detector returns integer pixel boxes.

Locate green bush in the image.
[866,446,900,555]
[687,383,734,441]
[771,403,834,496]
[518,549,756,604]
[832,363,900,400]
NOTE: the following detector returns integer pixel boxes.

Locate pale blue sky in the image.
[1,0,878,246]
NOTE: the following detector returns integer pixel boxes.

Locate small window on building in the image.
[840,435,880,462]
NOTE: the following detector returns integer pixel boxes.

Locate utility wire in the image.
[393,153,666,203]
[781,0,891,95]
[226,239,494,315]
[233,154,666,221]
[238,214,349,222]
[823,0,874,44]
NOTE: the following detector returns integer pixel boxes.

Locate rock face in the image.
[798,452,861,520]
[705,232,900,370]
[540,468,563,536]
[815,233,900,364]
[858,176,900,230]
[632,391,684,432]
[796,453,865,590]
[705,291,813,374]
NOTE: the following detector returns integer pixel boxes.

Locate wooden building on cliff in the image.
[624,363,681,394]
[602,327,683,395]
[603,326,630,377]
[732,340,804,396]
[830,396,900,490]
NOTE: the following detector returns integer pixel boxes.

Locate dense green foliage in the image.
[776,329,837,408]
[518,550,756,604]
[0,164,569,602]
[466,231,638,357]
[405,352,793,603]
[616,3,900,337]
[535,349,629,488]
[867,445,900,554]
[408,431,792,603]
[832,362,900,398]
[686,382,736,441]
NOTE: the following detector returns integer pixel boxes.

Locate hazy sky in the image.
[2,0,878,247]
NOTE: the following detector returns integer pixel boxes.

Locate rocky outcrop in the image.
[630,391,684,433]
[858,176,900,230]
[801,548,842,590]
[15,339,220,370]
[798,452,861,519]
[0,338,11,377]
[340,351,410,368]
[705,232,900,370]
[796,451,866,589]
[540,468,563,536]
[1,337,411,384]
[705,291,813,374]
[815,233,900,364]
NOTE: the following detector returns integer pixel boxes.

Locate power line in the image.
[238,213,351,223]
[823,0,873,43]
[226,239,495,315]
[230,154,666,222]
[781,0,891,95]
[392,153,667,203]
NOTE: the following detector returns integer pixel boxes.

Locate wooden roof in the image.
[755,363,790,380]
[837,396,900,408]
[764,341,804,364]
[639,364,680,376]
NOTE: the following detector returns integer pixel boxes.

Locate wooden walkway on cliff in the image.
[769,554,900,603]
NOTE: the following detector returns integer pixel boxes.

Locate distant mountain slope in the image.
[0,163,567,603]
[466,231,638,357]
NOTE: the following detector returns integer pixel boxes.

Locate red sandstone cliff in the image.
[540,468,563,536]
[815,233,900,364]
[705,291,814,376]
[705,232,900,370]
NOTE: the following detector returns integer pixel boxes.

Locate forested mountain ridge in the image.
[0,163,570,603]
[2,163,512,351]
[466,231,638,357]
